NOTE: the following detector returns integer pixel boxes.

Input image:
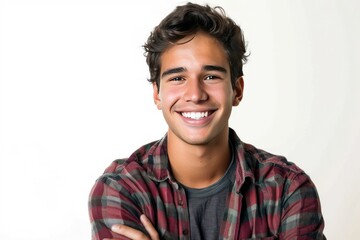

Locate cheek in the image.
[159,87,181,108]
[209,86,233,104]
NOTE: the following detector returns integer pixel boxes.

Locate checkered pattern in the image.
[89,128,325,239]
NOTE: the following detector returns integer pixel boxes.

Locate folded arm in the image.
[89,174,154,240]
[279,173,326,239]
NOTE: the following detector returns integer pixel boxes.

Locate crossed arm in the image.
[104,215,158,240]
[89,162,325,239]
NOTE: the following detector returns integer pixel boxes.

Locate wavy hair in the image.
[143,2,249,89]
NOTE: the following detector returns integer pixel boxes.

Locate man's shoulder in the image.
[241,142,305,178]
[93,140,163,193]
[103,158,130,175]
[100,139,162,177]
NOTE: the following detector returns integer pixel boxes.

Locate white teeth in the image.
[182,111,209,120]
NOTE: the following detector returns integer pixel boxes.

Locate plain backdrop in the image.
[1,0,359,239]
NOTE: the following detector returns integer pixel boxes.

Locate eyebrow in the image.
[161,65,227,78]
[161,67,186,78]
[202,65,227,73]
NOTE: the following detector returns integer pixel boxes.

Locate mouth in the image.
[180,111,214,120]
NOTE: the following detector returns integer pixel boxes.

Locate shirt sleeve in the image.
[88,174,147,240]
[279,172,326,239]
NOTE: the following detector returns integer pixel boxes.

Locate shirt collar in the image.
[228,128,256,193]
[145,133,173,182]
[145,128,255,191]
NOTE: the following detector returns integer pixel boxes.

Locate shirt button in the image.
[182,229,189,235]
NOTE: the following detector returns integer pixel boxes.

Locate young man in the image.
[89,3,325,240]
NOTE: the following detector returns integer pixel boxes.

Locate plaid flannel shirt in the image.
[89,128,325,239]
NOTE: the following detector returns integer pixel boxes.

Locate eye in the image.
[204,75,219,80]
[170,76,185,82]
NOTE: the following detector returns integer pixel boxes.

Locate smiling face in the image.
[153,32,244,147]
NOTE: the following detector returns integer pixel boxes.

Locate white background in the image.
[1,0,359,239]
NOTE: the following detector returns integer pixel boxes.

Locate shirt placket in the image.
[221,187,243,240]
[173,183,191,240]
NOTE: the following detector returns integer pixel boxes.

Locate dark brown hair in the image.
[143,2,248,89]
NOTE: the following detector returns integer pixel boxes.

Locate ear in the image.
[153,83,162,110]
[232,77,244,106]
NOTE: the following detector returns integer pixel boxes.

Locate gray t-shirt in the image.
[182,154,236,240]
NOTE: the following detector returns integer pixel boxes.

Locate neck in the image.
[167,129,231,189]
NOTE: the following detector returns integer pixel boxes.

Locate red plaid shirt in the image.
[89,128,325,239]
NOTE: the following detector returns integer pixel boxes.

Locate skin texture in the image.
[154,32,243,189]
[109,32,244,239]
[154,32,242,147]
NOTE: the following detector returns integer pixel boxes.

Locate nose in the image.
[183,79,208,103]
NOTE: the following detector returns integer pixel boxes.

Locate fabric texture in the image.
[89,128,325,239]
[183,152,236,240]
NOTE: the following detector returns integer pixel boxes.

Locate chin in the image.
[180,133,215,146]
[184,139,210,146]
